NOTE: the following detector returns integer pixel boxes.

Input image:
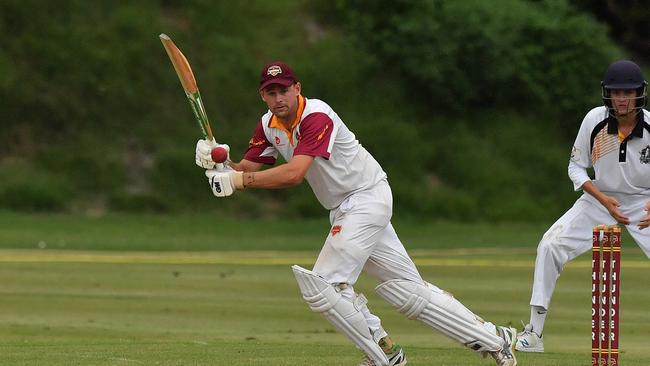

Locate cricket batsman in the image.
[194,61,517,365]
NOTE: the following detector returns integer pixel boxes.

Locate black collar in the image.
[606,113,645,138]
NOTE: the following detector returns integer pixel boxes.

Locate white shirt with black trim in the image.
[569,106,650,199]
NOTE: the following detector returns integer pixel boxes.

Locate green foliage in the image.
[329,0,621,124]
[149,147,211,209]
[0,184,66,212]
[0,0,630,221]
[0,1,166,143]
[573,0,650,63]
[108,191,170,213]
[41,141,127,193]
[0,159,71,211]
[431,111,575,220]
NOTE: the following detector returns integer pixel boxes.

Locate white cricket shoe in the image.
[515,323,544,352]
[358,345,407,366]
[489,326,517,366]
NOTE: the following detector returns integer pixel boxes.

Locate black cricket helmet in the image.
[601,60,647,114]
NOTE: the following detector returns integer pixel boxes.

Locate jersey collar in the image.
[269,95,305,131]
[268,96,305,146]
[606,113,645,139]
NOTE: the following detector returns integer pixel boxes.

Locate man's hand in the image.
[639,201,650,230]
[196,138,230,169]
[601,196,631,225]
[205,169,244,197]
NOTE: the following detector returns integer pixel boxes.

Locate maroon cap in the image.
[259,61,298,90]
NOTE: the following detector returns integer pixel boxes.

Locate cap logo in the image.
[267,65,282,77]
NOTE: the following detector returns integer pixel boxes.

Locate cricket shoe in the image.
[515,323,544,352]
[358,344,407,366]
[488,326,517,366]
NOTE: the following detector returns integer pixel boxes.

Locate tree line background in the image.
[0,0,647,221]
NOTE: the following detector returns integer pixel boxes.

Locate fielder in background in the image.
[194,61,517,366]
[516,60,650,352]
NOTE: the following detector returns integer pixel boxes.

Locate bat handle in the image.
[205,125,214,141]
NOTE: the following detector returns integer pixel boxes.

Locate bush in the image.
[0,0,626,220]
[429,111,576,221]
[0,184,67,212]
[108,191,170,213]
[0,159,71,212]
[149,148,212,210]
[330,0,621,125]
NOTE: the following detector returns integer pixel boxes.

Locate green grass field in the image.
[0,213,648,365]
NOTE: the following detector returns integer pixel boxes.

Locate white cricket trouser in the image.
[530,193,650,309]
[312,179,423,339]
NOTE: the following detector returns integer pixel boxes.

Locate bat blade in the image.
[159,33,214,140]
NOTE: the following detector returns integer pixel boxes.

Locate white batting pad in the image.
[376,279,503,353]
[292,265,389,365]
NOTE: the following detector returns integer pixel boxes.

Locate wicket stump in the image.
[591,225,621,366]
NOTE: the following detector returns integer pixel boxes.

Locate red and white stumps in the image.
[591,225,621,366]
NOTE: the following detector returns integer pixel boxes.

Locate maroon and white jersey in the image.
[244,96,387,209]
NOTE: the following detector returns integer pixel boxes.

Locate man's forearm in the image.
[581,181,608,205]
[242,165,302,189]
[242,155,313,189]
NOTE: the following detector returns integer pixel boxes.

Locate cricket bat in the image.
[159,33,214,140]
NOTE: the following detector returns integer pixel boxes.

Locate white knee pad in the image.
[376,279,503,353]
[292,265,388,365]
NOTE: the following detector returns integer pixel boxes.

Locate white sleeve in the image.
[568,160,590,191]
[567,114,593,191]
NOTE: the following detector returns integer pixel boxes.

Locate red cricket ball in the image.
[211,146,228,163]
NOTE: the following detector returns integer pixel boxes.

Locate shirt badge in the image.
[331,225,342,236]
[570,146,580,162]
[640,145,650,164]
[248,138,265,148]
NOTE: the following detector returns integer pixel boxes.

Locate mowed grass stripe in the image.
[1,249,648,268]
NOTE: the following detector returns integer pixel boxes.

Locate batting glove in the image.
[195,138,230,169]
[205,169,244,197]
